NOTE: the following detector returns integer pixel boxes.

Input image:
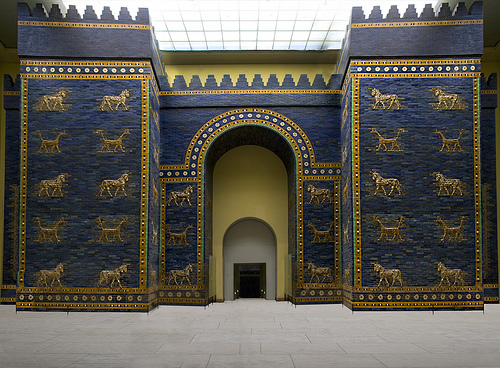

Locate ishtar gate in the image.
[1,1,498,312]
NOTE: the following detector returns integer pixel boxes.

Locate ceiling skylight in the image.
[60,0,436,51]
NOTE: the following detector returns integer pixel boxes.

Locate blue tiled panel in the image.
[357,75,477,287]
[161,106,341,166]
[24,78,143,288]
[2,75,21,290]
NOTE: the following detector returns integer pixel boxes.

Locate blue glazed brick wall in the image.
[356,67,478,288]
[2,75,21,290]
[480,73,498,302]
[341,80,354,288]
[148,82,161,289]
[16,3,165,80]
[24,77,143,288]
[161,105,341,166]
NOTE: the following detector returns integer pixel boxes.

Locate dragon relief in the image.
[34,217,66,243]
[435,216,466,242]
[96,217,128,242]
[372,216,405,242]
[306,222,334,243]
[95,129,131,152]
[434,129,465,152]
[34,130,66,153]
[166,225,193,245]
[370,128,406,152]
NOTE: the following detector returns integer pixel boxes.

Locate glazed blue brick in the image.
[251,74,265,88]
[17,3,166,81]
[189,75,203,89]
[236,74,248,88]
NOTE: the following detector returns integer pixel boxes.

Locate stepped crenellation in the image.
[167,74,340,91]
[481,73,498,90]
[351,1,482,22]
[18,2,150,24]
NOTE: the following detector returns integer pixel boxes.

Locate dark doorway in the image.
[234,263,266,299]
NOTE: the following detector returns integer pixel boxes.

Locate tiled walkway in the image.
[1,299,500,367]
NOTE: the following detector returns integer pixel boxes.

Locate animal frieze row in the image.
[33,89,133,112]
[368,128,466,153]
[33,128,137,154]
[33,217,138,243]
[370,171,467,197]
[370,261,466,288]
[35,172,138,198]
[371,215,467,243]
[34,263,131,289]
[367,87,467,111]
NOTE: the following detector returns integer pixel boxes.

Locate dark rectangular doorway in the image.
[234,263,266,299]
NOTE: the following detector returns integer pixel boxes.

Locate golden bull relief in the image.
[34,263,65,288]
[372,262,403,287]
[99,172,131,197]
[167,264,193,285]
[167,185,194,206]
[437,262,465,287]
[371,171,403,196]
[432,172,465,196]
[306,262,333,283]
[98,89,132,111]
[97,264,129,288]
[34,89,71,111]
[37,173,69,197]
[368,88,402,110]
[306,184,333,204]
[430,87,467,110]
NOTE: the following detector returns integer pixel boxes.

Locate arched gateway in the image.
[160,108,341,304]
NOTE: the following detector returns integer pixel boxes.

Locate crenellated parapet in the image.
[338,1,483,77]
[166,73,341,91]
[17,2,165,81]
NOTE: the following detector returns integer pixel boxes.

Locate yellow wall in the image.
[213,145,288,301]
[164,64,336,87]
[0,62,20,287]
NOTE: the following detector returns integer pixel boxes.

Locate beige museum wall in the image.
[164,63,337,87]
[213,146,288,301]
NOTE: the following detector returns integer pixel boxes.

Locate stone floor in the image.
[1,299,500,367]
